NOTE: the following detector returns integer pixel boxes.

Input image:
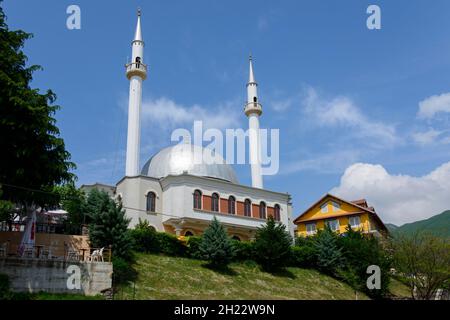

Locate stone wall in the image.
[0,258,112,296]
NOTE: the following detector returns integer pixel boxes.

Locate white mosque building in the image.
[82,10,293,240]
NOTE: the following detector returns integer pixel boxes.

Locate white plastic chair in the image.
[90,247,104,262]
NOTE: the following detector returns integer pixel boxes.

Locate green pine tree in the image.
[313,225,343,275]
[254,216,293,271]
[199,216,235,267]
[85,189,132,261]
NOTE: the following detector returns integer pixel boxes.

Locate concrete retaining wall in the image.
[0,258,112,296]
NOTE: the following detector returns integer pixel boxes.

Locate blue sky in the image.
[4,0,450,225]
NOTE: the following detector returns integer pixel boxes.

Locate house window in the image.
[193,190,202,209]
[325,219,340,232]
[146,192,156,212]
[244,199,252,217]
[331,201,340,212]
[306,223,317,235]
[349,216,361,228]
[274,204,281,221]
[211,193,219,212]
[228,196,236,214]
[320,202,328,213]
[259,202,266,219]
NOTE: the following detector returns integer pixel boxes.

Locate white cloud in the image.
[140,97,241,130]
[271,97,294,112]
[302,87,400,146]
[304,88,400,145]
[412,128,443,145]
[331,162,450,225]
[418,92,450,119]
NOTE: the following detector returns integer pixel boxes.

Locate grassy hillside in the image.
[393,210,450,238]
[118,253,369,300]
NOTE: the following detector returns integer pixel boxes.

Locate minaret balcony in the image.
[244,102,262,116]
[125,62,148,80]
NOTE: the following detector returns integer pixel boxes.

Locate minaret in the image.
[125,9,147,176]
[245,55,263,189]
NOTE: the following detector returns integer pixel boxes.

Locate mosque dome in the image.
[141,144,239,184]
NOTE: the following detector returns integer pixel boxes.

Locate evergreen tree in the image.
[0,3,75,208]
[199,216,235,267]
[313,225,343,275]
[85,189,132,261]
[254,216,293,271]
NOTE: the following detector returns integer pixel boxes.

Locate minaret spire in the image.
[248,54,255,83]
[134,8,142,41]
[125,9,147,176]
[244,55,263,189]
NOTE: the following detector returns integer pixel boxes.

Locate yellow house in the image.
[294,194,388,238]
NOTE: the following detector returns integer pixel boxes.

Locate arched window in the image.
[244,199,252,217]
[146,192,156,212]
[253,96,257,102]
[274,204,281,221]
[184,231,194,237]
[232,235,241,241]
[211,193,219,212]
[193,190,202,209]
[228,196,236,214]
[259,201,266,219]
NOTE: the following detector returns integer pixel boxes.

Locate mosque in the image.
[82,10,294,240]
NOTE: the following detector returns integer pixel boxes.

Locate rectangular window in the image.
[306,223,317,235]
[325,219,340,232]
[349,216,361,228]
[320,203,328,213]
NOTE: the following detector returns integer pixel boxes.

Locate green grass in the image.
[118,253,369,300]
[388,278,411,299]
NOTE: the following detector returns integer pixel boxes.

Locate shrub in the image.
[253,216,293,271]
[337,226,391,299]
[129,221,160,253]
[199,217,235,267]
[232,240,255,261]
[186,236,203,259]
[290,245,316,268]
[156,232,186,257]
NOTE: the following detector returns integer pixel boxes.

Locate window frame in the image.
[193,189,202,210]
[306,222,317,235]
[228,196,236,215]
[331,201,341,212]
[146,191,156,213]
[274,204,281,221]
[259,201,266,219]
[320,202,329,213]
[325,219,340,232]
[244,199,252,217]
[211,193,220,212]
[349,215,361,228]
